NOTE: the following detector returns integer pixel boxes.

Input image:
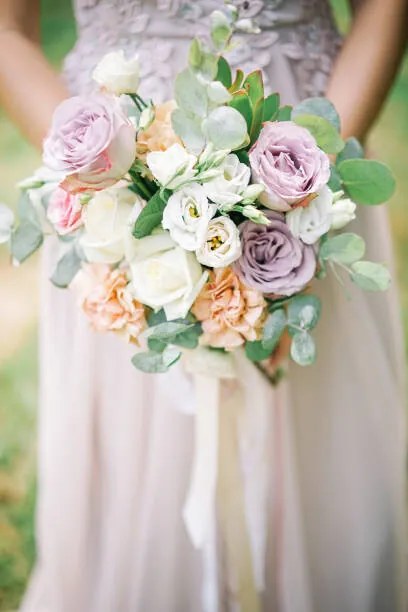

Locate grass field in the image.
[0,1,407,609]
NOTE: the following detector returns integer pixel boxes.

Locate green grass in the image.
[0,1,408,609]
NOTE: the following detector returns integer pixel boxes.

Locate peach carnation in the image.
[192,267,266,351]
[80,264,146,343]
[136,100,181,160]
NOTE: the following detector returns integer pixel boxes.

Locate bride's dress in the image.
[22,1,407,611]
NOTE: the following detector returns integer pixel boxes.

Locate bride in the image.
[1,1,407,611]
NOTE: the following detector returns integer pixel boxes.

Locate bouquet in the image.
[0,8,395,382]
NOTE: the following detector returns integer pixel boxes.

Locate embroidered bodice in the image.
[64,0,342,101]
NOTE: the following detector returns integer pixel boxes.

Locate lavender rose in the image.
[234,211,316,296]
[249,121,330,211]
[43,94,136,193]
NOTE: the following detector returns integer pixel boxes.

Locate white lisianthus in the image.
[81,186,143,264]
[0,204,14,244]
[92,50,140,95]
[204,154,251,208]
[330,197,357,230]
[286,186,333,245]
[127,229,208,320]
[196,216,242,268]
[146,143,196,190]
[162,183,216,251]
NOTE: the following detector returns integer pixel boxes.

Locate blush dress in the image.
[22,1,407,611]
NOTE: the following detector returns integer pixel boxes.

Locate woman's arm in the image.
[0,0,67,149]
[326,0,408,140]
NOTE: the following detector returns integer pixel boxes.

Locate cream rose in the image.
[127,230,208,320]
[286,186,333,245]
[146,143,196,190]
[330,196,357,230]
[162,183,216,251]
[92,50,140,95]
[204,154,251,208]
[81,186,143,264]
[196,216,242,268]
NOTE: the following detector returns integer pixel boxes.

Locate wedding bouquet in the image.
[0,8,395,380]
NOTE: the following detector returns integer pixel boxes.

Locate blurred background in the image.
[0,0,407,609]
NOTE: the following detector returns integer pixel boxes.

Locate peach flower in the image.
[136,100,181,160]
[192,267,266,350]
[80,264,146,343]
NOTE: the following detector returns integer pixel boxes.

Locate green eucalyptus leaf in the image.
[336,137,364,163]
[292,97,341,131]
[148,321,193,341]
[328,164,342,192]
[262,93,280,122]
[243,70,264,106]
[10,220,43,263]
[131,346,181,373]
[175,68,208,117]
[245,340,274,362]
[132,190,169,239]
[350,261,391,291]
[203,106,248,150]
[216,56,232,88]
[338,159,396,205]
[262,309,286,351]
[148,308,167,327]
[294,114,344,154]
[171,323,202,349]
[290,332,316,366]
[172,108,206,154]
[277,105,292,121]
[229,91,253,132]
[50,244,83,288]
[287,295,321,335]
[320,233,366,265]
[210,10,232,50]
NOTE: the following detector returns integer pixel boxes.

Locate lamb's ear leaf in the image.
[10,220,43,263]
[50,244,83,288]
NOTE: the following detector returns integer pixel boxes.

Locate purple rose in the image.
[249,121,330,211]
[43,94,136,193]
[234,211,316,296]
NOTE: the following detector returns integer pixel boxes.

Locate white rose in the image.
[204,154,251,208]
[286,186,333,245]
[196,216,242,268]
[330,197,357,230]
[0,204,14,244]
[146,143,196,190]
[162,183,216,251]
[92,50,140,95]
[81,186,142,264]
[127,230,208,320]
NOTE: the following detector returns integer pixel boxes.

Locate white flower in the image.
[204,154,251,208]
[146,143,196,190]
[92,50,140,95]
[162,183,216,251]
[330,197,357,230]
[0,204,14,244]
[81,186,143,264]
[286,186,333,245]
[127,230,208,320]
[196,216,242,268]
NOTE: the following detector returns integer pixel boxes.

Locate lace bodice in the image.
[64,0,342,102]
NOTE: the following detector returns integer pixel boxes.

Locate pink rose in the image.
[47,187,83,234]
[43,94,136,193]
[249,121,330,211]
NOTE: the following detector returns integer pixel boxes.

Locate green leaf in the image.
[277,105,292,121]
[292,97,341,131]
[216,56,232,88]
[148,308,167,327]
[337,159,396,205]
[336,137,364,163]
[189,38,203,70]
[50,244,83,288]
[262,309,286,351]
[262,93,280,122]
[132,190,169,239]
[10,220,43,263]
[328,164,342,192]
[229,69,244,93]
[17,191,40,226]
[290,332,316,366]
[171,323,202,349]
[287,295,321,335]
[350,261,391,291]
[294,114,344,154]
[210,10,232,50]
[229,91,253,133]
[245,340,274,362]
[243,70,264,106]
[204,106,248,151]
[320,233,366,265]
[172,108,206,154]
[250,98,264,144]
[148,321,193,341]
[131,346,181,373]
[175,68,208,117]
